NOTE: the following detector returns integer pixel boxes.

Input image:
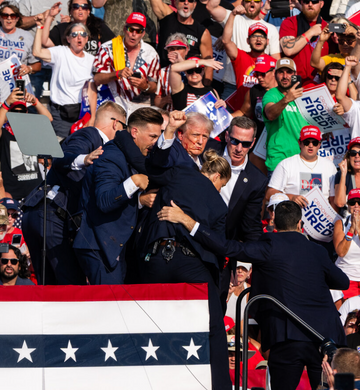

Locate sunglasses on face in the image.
[178,0,196,3]
[71,3,90,10]
[250,34,266,40]
[70,31,88,38]
[7,212,18,219]
[229,136,252,148]
[0,13,17,20]
[255,69,273,78]
[244,0,262,2]
[348,199,360,207]
[302,139,320,147]
[302,0,320,4]
[326,74,340,82]
[349,150,360,157]
[126,26,144,34]
[186,68,203,74]
[0,258,19,266]
[338,38,356,45]
[111,117,127,130]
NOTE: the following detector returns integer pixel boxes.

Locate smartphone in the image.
[15,79,25,93]
[329,23,346,34]
[291,75,302,89]
[132,72,142,79]
[334,373,354,390]
[11,234,22,247]
[270,1,290,18]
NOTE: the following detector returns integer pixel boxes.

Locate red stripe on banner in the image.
[0,283,208,302]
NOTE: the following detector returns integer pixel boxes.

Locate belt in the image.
[50,101,61,109]
[159,239,196,258]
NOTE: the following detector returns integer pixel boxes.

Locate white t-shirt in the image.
[48,46,94,105]
[269,154,337,199]
[220,11,280,85]
[343,98,360,139]
[338,295,360,325]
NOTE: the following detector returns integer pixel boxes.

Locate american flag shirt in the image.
[155,65,172,112]
[93,39,160,102]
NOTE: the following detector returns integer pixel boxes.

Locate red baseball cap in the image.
[224,316,235,332]
[125,12,146,28]
[248,22,268,37]
[187,57,205,68]
[348,189,360,200]
[299,125,322,142]
[347,137,360,150]
[9,101,27,112]
[165,40,188,49]
[253,55,276,73]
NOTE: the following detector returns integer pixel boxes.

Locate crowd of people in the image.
[2,0,360,389]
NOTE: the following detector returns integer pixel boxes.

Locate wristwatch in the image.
[143,83,151,93]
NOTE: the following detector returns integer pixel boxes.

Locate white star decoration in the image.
[141,339,160,361]
[13,340,36,363]
[182,338,201,360]
[101,340,118,361]
[61,340,78,362]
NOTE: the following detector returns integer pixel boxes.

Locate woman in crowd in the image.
[42,0,115,56]
[33,21,95,140]
[334,138,360,211]
[333,188,360,300]
[170,57,226,111]
[0,2,41,77]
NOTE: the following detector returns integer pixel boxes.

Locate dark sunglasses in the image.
[229,136,252,148]
[349,150,360,157]
[70,31,88,38]
[7,212,18,219]
[0,258,19,266]
[326,74,340,82]
[111,117,127,129]
[302,0,320,4]
[0,13,17,20]
[254,69,274,78]
[302,139,320,147]
[186,68,203,74]
[178,0,196,3]
[338,38,356,45]
[348,199,360,207]
[71,3,90,10]
[126,26,144,34]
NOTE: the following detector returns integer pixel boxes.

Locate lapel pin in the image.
[243,178,248,183]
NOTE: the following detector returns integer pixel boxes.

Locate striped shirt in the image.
[93,39,160,102]
[155,65,172,111]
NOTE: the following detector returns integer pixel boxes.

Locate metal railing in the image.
[235,290,325,390]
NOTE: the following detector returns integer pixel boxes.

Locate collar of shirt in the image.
[97,128,109,145]
[124,40,144,70]
[174,138,201,168]
[223,146,248,172]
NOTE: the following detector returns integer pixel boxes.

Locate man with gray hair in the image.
[154,32,190,111]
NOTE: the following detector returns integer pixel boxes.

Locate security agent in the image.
[22,101,127,285]
[158,200,349,390]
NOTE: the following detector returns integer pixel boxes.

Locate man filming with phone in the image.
[262,57,309,176]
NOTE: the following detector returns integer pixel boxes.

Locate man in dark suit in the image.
[158,200,349,390]
[207,116,268,310]
[73,107,163,285]
[22,102,127,285]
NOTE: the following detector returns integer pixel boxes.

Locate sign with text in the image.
[80,80,114,118]
[211,36,226,82]
[318,128,351,167]
[183,91,232,139]
[0,54,33,103]
[303,187,341,242]
[295,84,349,133]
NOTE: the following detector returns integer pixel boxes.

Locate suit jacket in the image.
[73,140,138,269]
[24,126,103,215]
[194,225,349,350]
[206,138,268,241]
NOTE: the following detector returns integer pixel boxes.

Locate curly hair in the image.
[0,2,22,28]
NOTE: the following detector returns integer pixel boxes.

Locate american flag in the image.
[0,283,211,390]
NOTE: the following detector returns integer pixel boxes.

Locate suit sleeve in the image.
[93,149,132,214]
[195,223,270,263]
[323,256,349,291]
[239,176,268,241]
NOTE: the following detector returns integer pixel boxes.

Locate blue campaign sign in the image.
[183,92,232,138]
[80,81,115,118]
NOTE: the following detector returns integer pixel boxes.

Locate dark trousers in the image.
[22,201,86,285]
[142,247,232,390]
[74,247,126,285]
[268,340,322,390]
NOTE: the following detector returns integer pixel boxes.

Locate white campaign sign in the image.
[0,54,33,103]
[303,187,341,242]
[295,84,349,133]
[253,128,267,160]
[211,36,226,82]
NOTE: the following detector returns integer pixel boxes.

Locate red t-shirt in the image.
[279,16,329,83]
[231,49,258,109]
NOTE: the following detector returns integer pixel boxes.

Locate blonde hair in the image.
[201,149,231,181]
